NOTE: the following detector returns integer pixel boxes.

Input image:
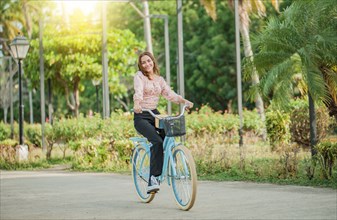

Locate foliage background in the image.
[0,0,336,188]
[0,0,290,121]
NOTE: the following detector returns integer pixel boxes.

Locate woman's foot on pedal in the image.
[147,175,160,194]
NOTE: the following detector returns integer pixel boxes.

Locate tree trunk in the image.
[308,93,317,157]
[3,108,8,123]
[63,149,66,160]
[22,1,33,38]
[48,78,53,124]
[239,9,267,141]
[73,78,80,117]
[55,72,80,117]
[142,0,153,53]
[22,0,34,124]
[116,97,129,111]
[46,144,52,160]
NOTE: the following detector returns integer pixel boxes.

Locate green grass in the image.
[0,160,50,170]
[198,172,337,189]
[0,156,72,170]
[196,161,337,189]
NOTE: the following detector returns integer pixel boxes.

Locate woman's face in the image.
[140,55,154,73]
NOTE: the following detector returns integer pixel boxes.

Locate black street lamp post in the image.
[92,79,101,114]
[10,35,30,146]
[95,85,99,113]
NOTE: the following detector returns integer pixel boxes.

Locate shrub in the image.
[71,138,132,171]
[0,122,11,141]
[243,109,265,136]
[275,143,301,178]
[44,123,59,160]
[265,109,291,149]
[188,106,228,134]
[315,141,337,179]
[187,105,240,139]
[25,123,42,148]
[290,103,330,148]
[0,139,18,163]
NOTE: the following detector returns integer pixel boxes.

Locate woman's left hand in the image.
[184,100,194,109]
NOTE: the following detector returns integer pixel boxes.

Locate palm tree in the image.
[250,0,337,120]
[1,0,41,54]
[21,0,40,39]
[200,0,280,140]
[1,0,42,126]
[0,0,24,54]
[247,0,337,155]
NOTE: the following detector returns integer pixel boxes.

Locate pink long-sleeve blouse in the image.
[133,71,183,110]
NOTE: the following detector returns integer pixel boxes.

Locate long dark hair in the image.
[137,51,160,79]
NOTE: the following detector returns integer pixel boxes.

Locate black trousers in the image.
[134,109,165,178]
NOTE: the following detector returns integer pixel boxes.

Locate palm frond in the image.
[245,82,262,103]
[260,57,294,97]
[252,18,299,54]
[200,0,217,21]
[250,51,292,78]
[247,0,337,110]
[303,65,330,103]
[271,76,293,108]
[322,67,337,104]
[271,0,280,13]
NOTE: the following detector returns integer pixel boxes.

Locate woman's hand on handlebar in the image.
[184,99,194,109]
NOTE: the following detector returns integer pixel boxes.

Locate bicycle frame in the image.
[131,104,189,182]
[131,136,182,186]
[160,136,179,185]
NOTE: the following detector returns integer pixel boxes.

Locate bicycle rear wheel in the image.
[132,146,155,203]
[170,145,197,211]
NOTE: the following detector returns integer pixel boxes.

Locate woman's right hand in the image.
[134,103,142,113]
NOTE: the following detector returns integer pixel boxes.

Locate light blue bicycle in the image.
[130,105,197,211]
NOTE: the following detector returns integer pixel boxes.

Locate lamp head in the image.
[10,34,30,60]
[92,79,101,86]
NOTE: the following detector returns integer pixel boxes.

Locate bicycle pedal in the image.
[147,189,159,194]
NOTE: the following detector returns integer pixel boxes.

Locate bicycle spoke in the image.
[132,146,155,203]
[171,146,197,210]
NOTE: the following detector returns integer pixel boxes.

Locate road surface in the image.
[1,170,336,220]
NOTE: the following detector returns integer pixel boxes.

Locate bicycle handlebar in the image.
[140,104,189,120]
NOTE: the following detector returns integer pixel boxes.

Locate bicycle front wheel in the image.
[170,145,197,211]
[132,146,155,203]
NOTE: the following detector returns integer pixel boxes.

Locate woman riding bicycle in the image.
[133,51,193,194]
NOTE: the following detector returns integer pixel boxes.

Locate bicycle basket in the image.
[163,116,186,137]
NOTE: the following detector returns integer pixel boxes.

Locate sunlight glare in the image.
[56,1,98,16]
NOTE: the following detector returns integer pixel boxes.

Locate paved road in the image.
[1,170,336,220]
